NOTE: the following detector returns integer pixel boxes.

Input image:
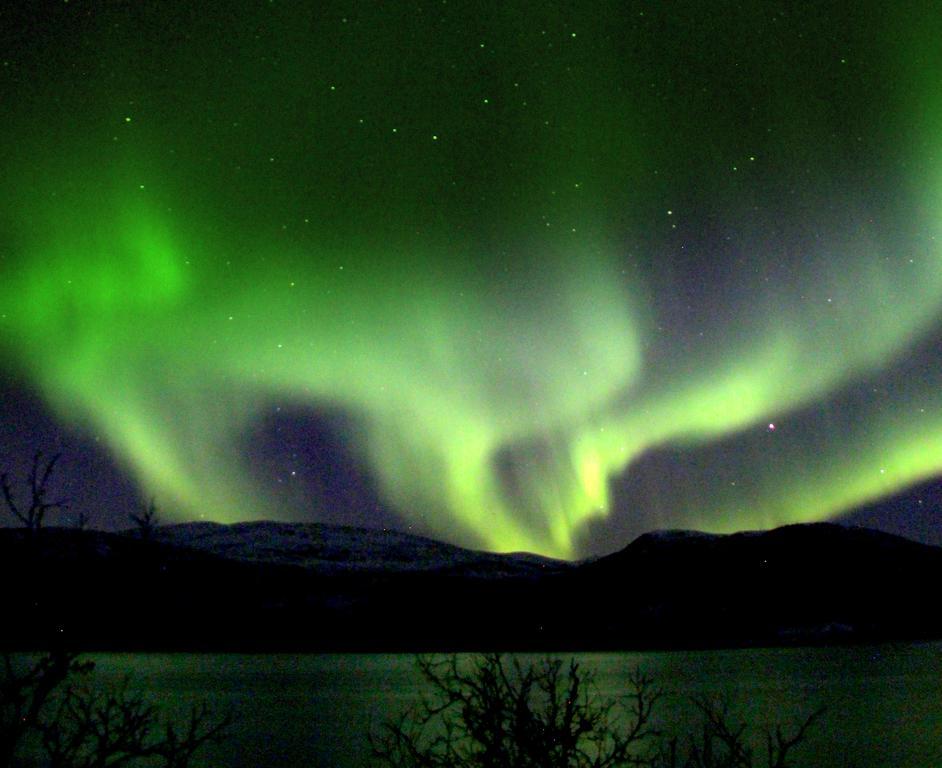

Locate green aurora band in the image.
[1,2,941,557]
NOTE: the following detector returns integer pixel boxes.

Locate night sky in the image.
[2,1,941,559]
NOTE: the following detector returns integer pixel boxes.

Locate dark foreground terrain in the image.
[2,521,941,651]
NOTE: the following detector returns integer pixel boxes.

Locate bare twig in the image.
[1,451,68,531]
[129,498,159,540]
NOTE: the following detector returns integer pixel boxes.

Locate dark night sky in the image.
[1,1,941,558]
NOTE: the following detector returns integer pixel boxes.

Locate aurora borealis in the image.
[2,2,942,559]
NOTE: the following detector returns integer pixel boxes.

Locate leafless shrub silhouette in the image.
[659,695,823,768]
[1,452,68,532]
[129,498,159,541]
[1,649,230,768]
[372,653,662,767]
[0,649,92,766]
[372,654,824,768]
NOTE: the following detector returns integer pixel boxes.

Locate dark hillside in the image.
[2,522,940,651]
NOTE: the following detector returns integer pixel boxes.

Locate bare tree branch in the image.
[2,650,229,768]
[372,654,663,768]
[1,451,68,531]
[129,498,159,541]
[374,656,824,768]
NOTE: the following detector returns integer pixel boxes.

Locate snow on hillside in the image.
[152,520,568,576]
[636,529,725,543]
